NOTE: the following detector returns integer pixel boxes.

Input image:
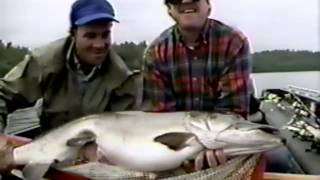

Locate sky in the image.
[0,0,319,52]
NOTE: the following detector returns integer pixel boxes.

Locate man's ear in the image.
[207,1,213,16]
[69,28,77,39]
[70,35,75,42]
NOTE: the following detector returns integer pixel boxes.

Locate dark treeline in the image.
[252,50,320,73]
[0,40,319,77]
[112,41,147,70]
[0,40,30,77]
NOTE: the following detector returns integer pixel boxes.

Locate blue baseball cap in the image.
[70,0,119,27]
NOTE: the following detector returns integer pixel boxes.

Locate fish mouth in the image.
[224,142,284,156]
[243,125,279,134]
[256,126,279,134]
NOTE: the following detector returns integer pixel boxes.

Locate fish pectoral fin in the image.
[22,162,51,180]
[154,132,195,151]
[67,130,97,147]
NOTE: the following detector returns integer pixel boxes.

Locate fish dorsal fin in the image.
[23,162,51,180]
[67,130,96,147]
[154,132,195,151]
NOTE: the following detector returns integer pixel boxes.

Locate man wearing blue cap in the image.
[0,0,140,173]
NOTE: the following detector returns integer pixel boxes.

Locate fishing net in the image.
[59,154,262,180]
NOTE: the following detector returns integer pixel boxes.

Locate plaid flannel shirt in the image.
[142,19,252,118]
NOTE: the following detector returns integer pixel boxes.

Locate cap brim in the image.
[75,13,119,26]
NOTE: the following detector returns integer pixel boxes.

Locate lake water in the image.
[252,71,320,97]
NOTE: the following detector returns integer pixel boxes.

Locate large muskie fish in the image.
[8,111,282,179]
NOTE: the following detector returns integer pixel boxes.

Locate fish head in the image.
[185,112,284,154]
[216,122,284,155]
[186,111,247,131]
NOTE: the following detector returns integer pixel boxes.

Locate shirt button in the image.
[193,56,198,60]
[192,77,197,81]
[195,98,200,102]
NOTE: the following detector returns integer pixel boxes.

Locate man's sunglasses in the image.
[165,0,200,5]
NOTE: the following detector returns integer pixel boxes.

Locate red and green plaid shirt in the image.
[142,19,252,118]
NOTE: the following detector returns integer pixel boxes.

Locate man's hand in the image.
[79,143,100,162]
[0,137,15,173]
[194,149,227,171]
[72,143,104,165]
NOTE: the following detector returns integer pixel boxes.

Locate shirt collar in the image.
[66,38,102,81]
[174,19,211,46]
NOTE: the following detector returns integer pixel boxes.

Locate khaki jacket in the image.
[0,37,141,132]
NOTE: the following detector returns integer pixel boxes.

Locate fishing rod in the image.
[285,92,320,126]
[262,91,320,153]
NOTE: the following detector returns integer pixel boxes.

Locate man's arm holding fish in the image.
[0,137,99,174]
[142,48,227,171]
[213,34,252,119]
[0,54,43,133]
[0,54,44,173]
[0,137,14,173]
[193,37,252,169]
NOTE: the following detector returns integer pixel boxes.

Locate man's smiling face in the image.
[167,0,211,30]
